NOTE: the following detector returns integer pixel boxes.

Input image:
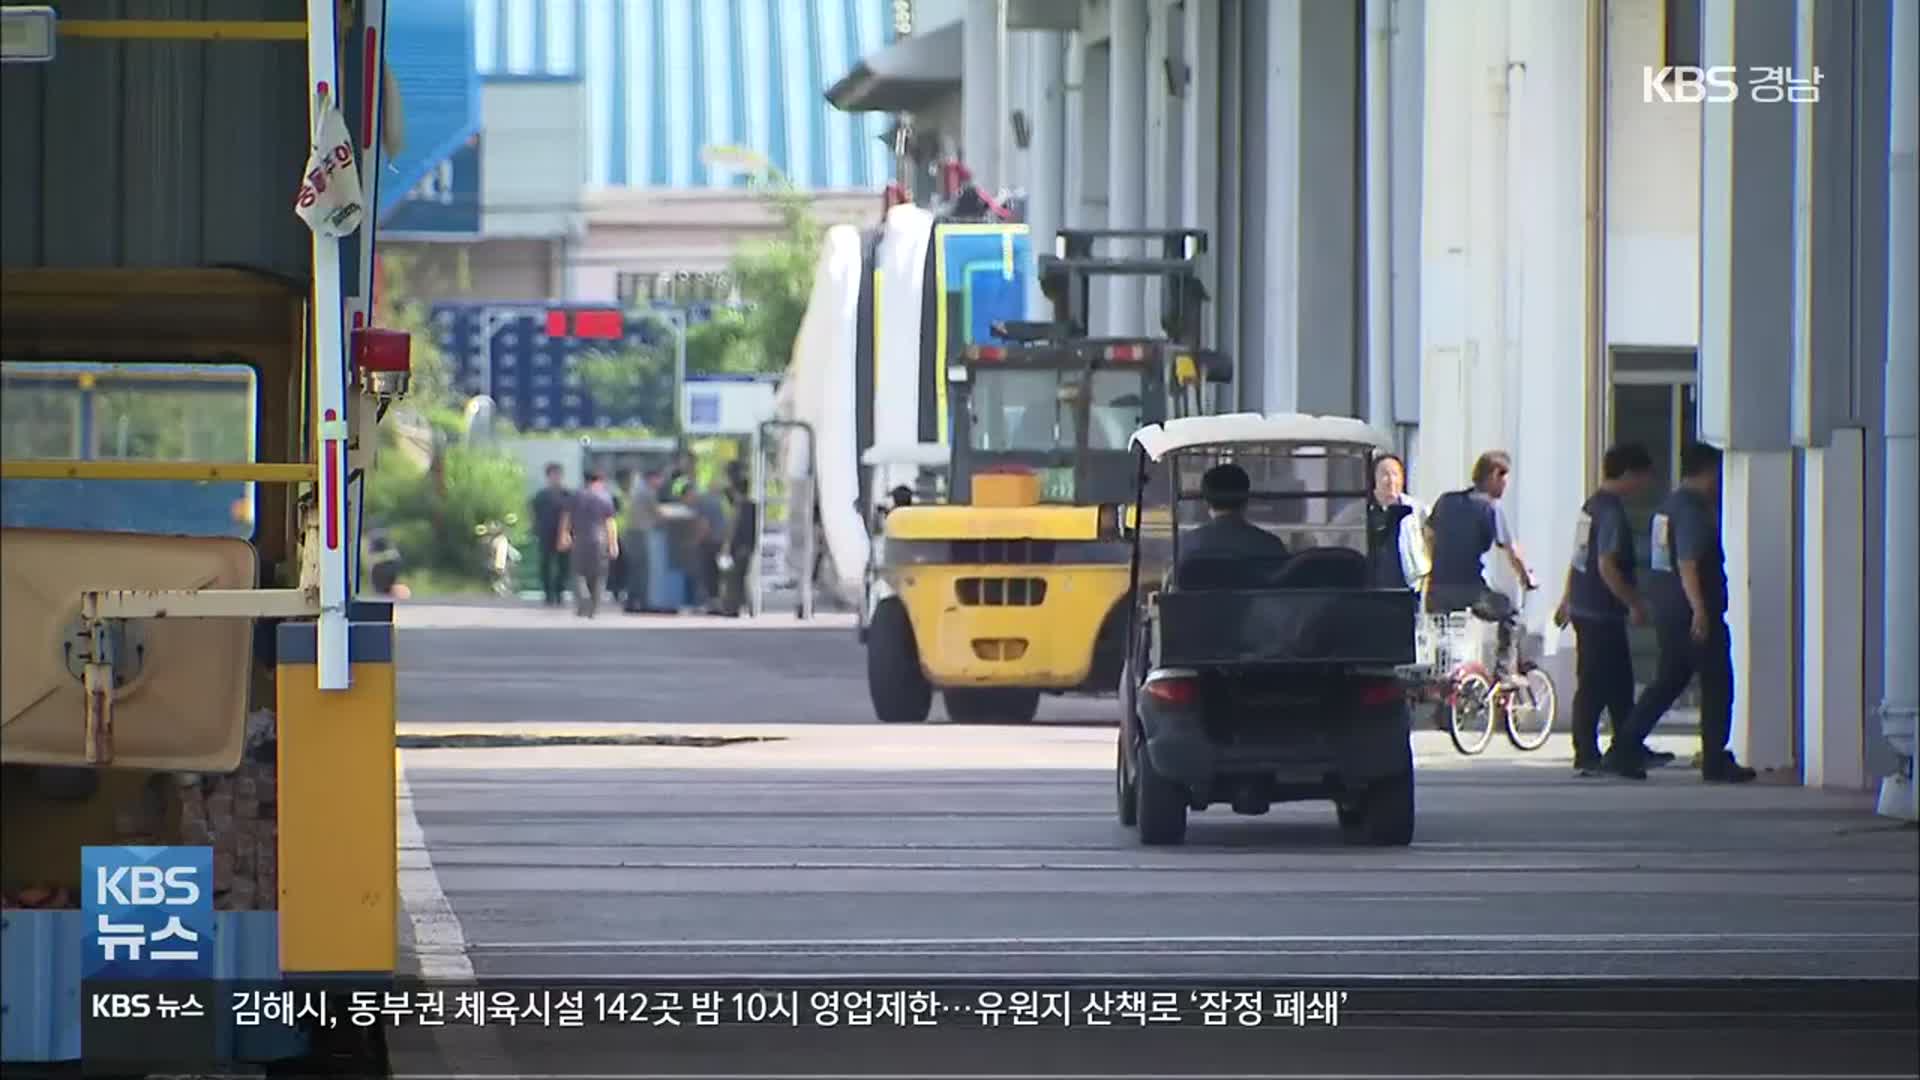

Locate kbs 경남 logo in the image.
[82,846,214,980]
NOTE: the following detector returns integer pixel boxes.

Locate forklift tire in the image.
[943,688,1041,725]
[867,598,933,724]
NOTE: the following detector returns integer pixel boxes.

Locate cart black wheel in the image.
[944,688,1041,724]
[866,598,932,724]
[1135,743,1188,846]
[1355,772,1415,847]
[1116,664,1140,826]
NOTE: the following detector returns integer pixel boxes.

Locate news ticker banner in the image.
[76,977,1920,1072]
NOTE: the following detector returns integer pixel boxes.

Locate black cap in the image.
[1201,463,1251,503]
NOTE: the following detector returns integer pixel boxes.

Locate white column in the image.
[1506,0,1591,661]
[1026,32,1068,318]
[1107,0,1149,336]
[1803,428,1867,789]
[1004,31,1033,197]
[1723,452,1797,771]
[963,0,1005,189]
[1260,0,1303,411]
[1388,0,1427,454]
[1412,0,1486,496]
[1143,1,1172,324]
[1700,0,1799,772]
[1180,0,1220,347]
[1063,31,1086,230]
[1793,0,1866,791]
[1879,0,1919,821]
[1363,0,1393,429]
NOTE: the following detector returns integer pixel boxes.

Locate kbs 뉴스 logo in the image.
[82,846,214,980]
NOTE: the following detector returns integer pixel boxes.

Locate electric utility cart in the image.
[861,229,1232,726]
[1114,414,1422,846]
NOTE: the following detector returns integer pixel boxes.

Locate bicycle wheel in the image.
[1503,666,1558,751]
[1447,672,1496,755]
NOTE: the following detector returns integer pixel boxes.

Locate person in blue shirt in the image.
[1424,450,1535,613]
[1621,442,1756,783]
[1552,442,1670,779]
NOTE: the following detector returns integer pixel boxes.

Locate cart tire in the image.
[1116,664,1140,826]
[1356,772,1416,846]
[1503,666,1559,751]
[1447,672,1496,755]
[1134,745,1188,846]
[867,598,932,724]
[944,688,1041,724]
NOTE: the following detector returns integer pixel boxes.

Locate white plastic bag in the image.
[294,90,365,237]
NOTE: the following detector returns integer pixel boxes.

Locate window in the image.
[966,368,1147,453]
[0,361,258,539]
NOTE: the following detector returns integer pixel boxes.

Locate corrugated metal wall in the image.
[472,0,896,191]
[0,0,310,277]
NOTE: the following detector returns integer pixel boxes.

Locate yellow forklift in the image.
[863,229,1231,724]
[2,3,404,1072]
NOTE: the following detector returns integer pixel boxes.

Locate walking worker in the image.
[529,463,573,606]
[621,468,664,613]
[559,471,620,619]
[1424,450,1535,613]
[1552,442,1672,779]
[1623,443,1756,783]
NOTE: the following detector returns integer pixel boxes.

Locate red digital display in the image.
[573,309,625,339]
[545,310,569,338]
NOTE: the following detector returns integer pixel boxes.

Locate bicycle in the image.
[1414,586,1560,756]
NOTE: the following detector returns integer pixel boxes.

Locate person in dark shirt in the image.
[562,471,619,619]
[687,477,730,612]
[1622,443,1755,783]
[1552,442,1663,779]
[720,462,758,616]
[1177,463,1292,574]
[528,463,573,606]
[1425,450,1535,613]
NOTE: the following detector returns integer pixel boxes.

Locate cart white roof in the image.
[860,442,950,468]
[1130,413,1394,460]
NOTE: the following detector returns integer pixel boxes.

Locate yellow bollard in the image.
[273,604,398,974]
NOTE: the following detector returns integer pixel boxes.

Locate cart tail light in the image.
[1356,680,1404,707]
[1143,670,1200,707]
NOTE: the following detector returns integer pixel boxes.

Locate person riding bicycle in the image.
[1424,450,1537,613]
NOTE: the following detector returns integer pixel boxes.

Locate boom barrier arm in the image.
[306,0,352,691]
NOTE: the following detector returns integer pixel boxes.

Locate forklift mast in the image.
[994,228,1212,350]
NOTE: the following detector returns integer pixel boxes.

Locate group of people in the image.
[527,452,759,619]
[1356,443,1755,783]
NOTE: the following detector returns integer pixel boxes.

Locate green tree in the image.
[725,174,824,374]
[683,307,760,376]
[373,249,463,411]
[575,332,677,430]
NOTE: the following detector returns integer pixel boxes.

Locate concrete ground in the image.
[388,601,1918,1076]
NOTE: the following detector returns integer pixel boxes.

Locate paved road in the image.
[390,602,1919,1075]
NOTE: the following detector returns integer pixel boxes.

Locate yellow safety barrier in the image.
[56,20,308,42]
[0,461,315,483]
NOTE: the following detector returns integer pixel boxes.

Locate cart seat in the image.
[1268,547,1368,590]
[1174,553,1282,591]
